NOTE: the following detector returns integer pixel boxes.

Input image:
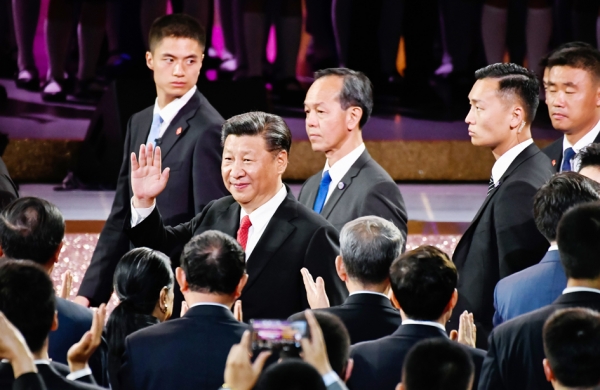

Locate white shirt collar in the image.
[491,139,534,186]
[322,143,366,202]
[548,244,558,251]
[240,185,288,258]
[401,319,447,332]
[188,302,232,311]
[561,119,600,172]
[152,85,197,137]
[562,287,600,295]
[349,291,390,299]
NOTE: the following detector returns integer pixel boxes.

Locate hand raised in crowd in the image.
[0,311,37,379]
[67,304,106,372]
[450,311,477,348]
[300,309,333,376]
[59,270,73,300]
[131,143,170,208]
[301,268,330,309]
[223,331,272,390]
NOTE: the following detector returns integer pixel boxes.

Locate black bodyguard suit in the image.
[543,133,600,172]
[125,189,348,321]
[0,362,101,390]
[451,144,554,344]
[298,150,408,239]
[119,305,247,390]
[313,293,401,344]
[78,90,228,311]
[348,324,486,390]
[478,291,600,390]
[12,373,47,390]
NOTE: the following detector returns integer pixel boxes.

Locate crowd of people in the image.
[4,9,600,390]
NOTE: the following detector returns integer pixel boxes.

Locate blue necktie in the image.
[561,147,576,172]
[147,113,163,146]
[312,171,332,214]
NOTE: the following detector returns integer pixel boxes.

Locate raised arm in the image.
[131,143,171,208]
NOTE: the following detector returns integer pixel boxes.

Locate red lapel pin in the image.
[176,127,182,135]
[552,160,556,166]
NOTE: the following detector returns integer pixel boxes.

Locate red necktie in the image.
[237,215,252,250]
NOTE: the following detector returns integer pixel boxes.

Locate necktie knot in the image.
[562,147,576,172]
[313,171,332,214]
[237,215,252,251]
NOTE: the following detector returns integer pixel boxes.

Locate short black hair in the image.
[546,46,600,81]
[543,308,600,388]
[474,63,540,122]
[390,245,457,321]
[579,143,600,171]
[180,230,246,294]
[255,359,327,390]
[314,68,374,128]
[148,13,206,52]
[287,311,350,378]
[540,41,593,69]
[221,111,292,154]
[533,172,600,242]
[0,260,55,353]
[402,339,475,390]
[557,202,600,279]
[339,216,404,285]
[0,197,65,266]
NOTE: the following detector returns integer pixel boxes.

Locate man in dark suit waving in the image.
[300,68,407,240]
[76,14,227,312]
[452,63,554,345]
[126,111,347,321]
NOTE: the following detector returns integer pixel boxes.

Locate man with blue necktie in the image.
[542,46,600,172]
[299,68,408,241]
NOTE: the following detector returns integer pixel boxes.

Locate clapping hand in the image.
[67,304,106,372]
[0,311,37,378]
[131,143,170,208]
[449,311,477,348]
[301,268,330,309]
[59,270,73,300]
[223,331,271,390]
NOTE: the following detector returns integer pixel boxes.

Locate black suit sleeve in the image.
[302,225,348,308]
[494,180,548,278]
[118,339,135,390]
[191,122,227,214]
[478,332,507,390]
[78,118,135,306]
[12,373,47,390]
[360,181,408,242]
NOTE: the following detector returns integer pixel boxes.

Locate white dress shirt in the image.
[401,319,447,332]
[150,85,197,140]
[561,119,600,172]
[131,185,288,259]
[349,291,390,299]
[322,143,366,203]
[548,244,558,252]
[188,302,232,311]
[562,287,600,295]
[491,139,534,186]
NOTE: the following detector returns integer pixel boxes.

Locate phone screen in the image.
[249,319,308,352]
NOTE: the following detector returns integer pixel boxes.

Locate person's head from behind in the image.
[254,359,327,390]
[304,68,373,156]
[221,112,291,213]
[287,311,352,381]
[0,261,56,356]
[106,248,174,359]
[541,42,593,88]
[146,14,206,104]
[557,202,600,282]
[337,216,404,292]
[578,143,600,183]
[177,230,247,307]
[390,245,458,323]
[543,308,600,390]
[0,197,65,273]
[397,338,474,390]
[534,172,600,244]
[545,47,600,136]
[466,63,539,157]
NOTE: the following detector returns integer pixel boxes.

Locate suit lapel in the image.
[303,173,322,210]
[133,110,154,150]
[217,201,242,238]
[159,91,201,160]
[244,192,297,291]
[321,150,371,219]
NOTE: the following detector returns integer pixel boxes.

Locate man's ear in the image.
[234,273,249,299]
[346,106,363,131]
[335,256,347,282]
[51,311,59,331]
[176,267,188,293]
[52,242,63,264]
[344,358,354,382]
[510,106,525,130]
[276,150,289,175]
[443,289,459,314]
[391,293,401,310]
[543,359,555,383]
[146,51,154,71]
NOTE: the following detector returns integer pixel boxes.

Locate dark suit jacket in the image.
[48,298,108,386]
[493,249,566,327]
[348,324,486,390]
[478,291,600,390]
[79,90,227,308]
[125,190,348,321]
[12,373,46,390]
[451,144,554,343]
[0,362,102,390]
[0,156,18,205]
[298,150,408,240]
[542,132,600,172]
[314,293,401,344]
[119,305,247,390]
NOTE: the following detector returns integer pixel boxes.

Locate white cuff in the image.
[322,371,341,386]
[130,197,156,227]
[66,366,92,381]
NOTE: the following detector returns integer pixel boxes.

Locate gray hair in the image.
[314,68,373,129]
[339,216,405,285]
